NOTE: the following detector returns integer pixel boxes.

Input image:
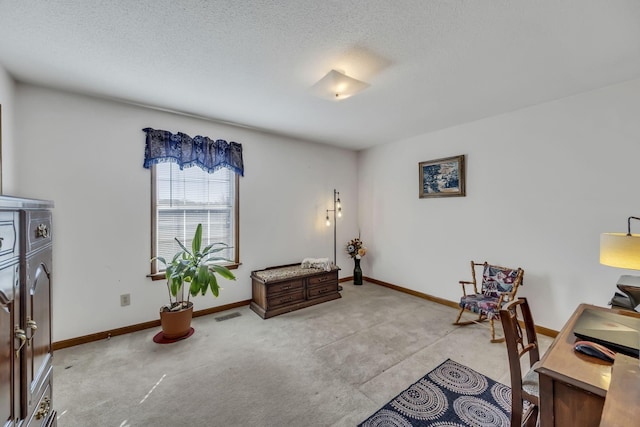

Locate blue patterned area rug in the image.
[358,359,513,427]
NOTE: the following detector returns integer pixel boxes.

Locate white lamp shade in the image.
[600,233,640,270]
[310,69,370,101]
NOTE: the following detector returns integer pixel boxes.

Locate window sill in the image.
[147,262,242,281]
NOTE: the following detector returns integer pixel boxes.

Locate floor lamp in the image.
[326,189,342,290]
[325,189,342,265]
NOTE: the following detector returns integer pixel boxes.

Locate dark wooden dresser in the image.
[0,196,56,427]
[250,263,340,319]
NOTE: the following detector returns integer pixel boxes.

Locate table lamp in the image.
[600,216,640,310]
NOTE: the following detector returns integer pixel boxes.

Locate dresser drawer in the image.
[308,272,337,286]
[0,211,18,264]
[307,282,339,299]
[267,279,303,295]
[268,289,305,308]
[26,211,52,254]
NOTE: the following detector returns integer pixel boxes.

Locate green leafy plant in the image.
[152,224,236,310]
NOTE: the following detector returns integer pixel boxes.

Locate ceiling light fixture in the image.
[310,69,370,101]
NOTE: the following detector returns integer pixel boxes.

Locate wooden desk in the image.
[536,304,640,427]
[599,354,640,427]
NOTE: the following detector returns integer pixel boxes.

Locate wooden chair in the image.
[453,261,524,342]
[500,298,540,427]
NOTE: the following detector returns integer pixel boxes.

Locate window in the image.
[150,162,239,278]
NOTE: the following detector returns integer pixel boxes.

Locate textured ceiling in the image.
[1,1,640,150]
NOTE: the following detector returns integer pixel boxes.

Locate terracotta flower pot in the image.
[159,303,194,339]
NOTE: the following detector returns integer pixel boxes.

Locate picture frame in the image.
[419,154,465,198]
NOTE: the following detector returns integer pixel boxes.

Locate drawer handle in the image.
[14,327,27,358]
[36,224,49,238]
[282,285,290,290]
[317,277,327,282]
[283,297,292,302]
[0,236,3,248]
[35,396,51,420]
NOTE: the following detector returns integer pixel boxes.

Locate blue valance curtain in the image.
[142,127,244,176]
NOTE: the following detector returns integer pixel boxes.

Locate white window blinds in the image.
[154,162,236,268]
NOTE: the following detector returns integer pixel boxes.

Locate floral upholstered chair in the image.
[453,261,525,343]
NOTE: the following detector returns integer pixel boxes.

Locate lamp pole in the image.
[333,189,338,264]
[326,189,341,266]
[626,216,640,236]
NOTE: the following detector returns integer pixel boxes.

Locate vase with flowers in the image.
[346,237,367,285]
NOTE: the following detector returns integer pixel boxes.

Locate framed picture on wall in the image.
[419,154,465,198]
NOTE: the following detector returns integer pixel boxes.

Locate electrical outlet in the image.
[120,294,131,307]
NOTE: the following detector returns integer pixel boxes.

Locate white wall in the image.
[358,78,640,331]
[11,77,640,341]
[13,84,359,342]
[0,64,16,193]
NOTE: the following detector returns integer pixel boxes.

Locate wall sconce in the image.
[310,69,370,101]
[600,216,640,270]
[326,189,342,265]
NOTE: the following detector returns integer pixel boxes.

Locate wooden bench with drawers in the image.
[250,263,341,319]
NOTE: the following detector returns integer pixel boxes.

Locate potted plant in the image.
[152,223,236,339]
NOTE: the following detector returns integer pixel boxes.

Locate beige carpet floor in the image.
[53,281,552,426]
